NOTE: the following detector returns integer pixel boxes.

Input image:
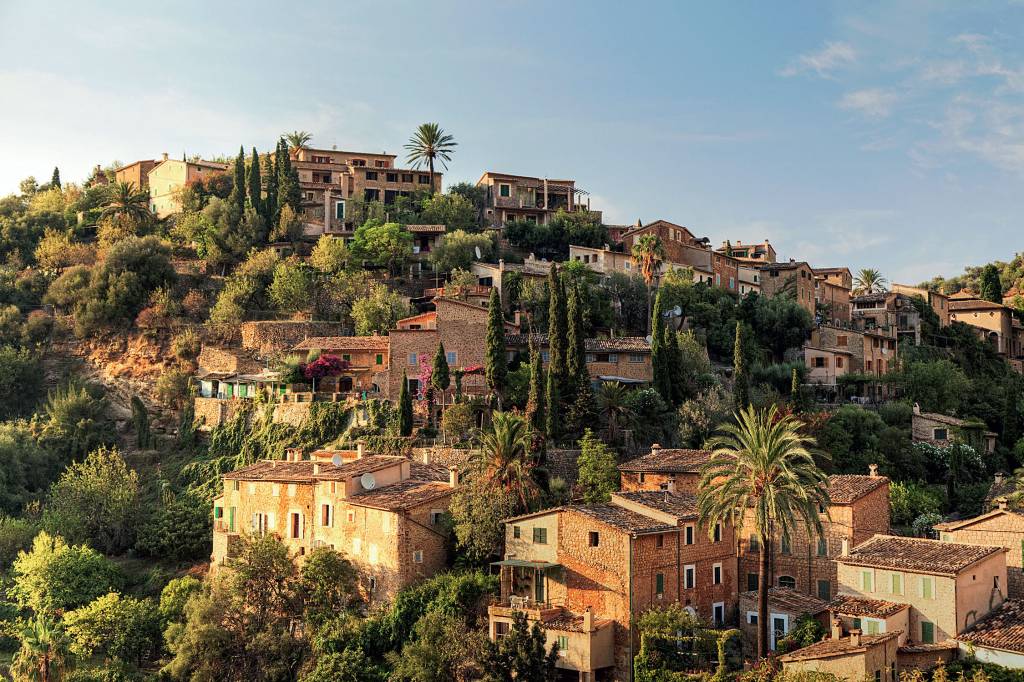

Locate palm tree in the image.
[854,268,888,294]
[10,614,73,682]
[697,405,830,661]
[405,123,457,195]
[596,381,634,444]
[631,234,665,333]
[474,411,539,510]
[101,181,151,225]
[284,131,312,151]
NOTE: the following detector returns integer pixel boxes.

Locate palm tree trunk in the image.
[758,528,770,660]
[428,157,436,195]
[645,282,652,335]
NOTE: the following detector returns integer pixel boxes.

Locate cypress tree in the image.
[566,282,588,388]
[665,326,684,407]
[790,367,801,409]
[398,371,413,436]
[230,145,246,220]
[264,150,278,228]
[980,264,1003,303]
[485,288,508,404]
[432,342,450,404]
[248,147,263,220]
[545,365,560,440]
[50,167,60,189]
[733,321,749,410]
[545,264,567,439]
[526,340,545,432]
[650,288,671,402]
[277,140,301,215]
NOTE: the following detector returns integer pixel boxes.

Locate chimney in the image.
[449,467,459,488]
[868,463,879,478]
[831,618,843,641]
[651,443,662,456]
[998,496,1010,511]
[913,402,921,415]
[498,258,505,272]
[313,463,320,475]
[583,607,594,633]
[841,538,850,557]
[356,440,365,459]
[849,629,861,647]
[271,460,278,468]
[995,472,1005,485]
[422,449,432,465]
[666,478,676,493]
[162,152,169,161]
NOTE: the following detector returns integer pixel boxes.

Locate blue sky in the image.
[2,1,1023,283]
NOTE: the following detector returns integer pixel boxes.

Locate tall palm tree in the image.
[596,381,634,444]
[631,234,665,333]
[101,181,151,225]
[474,411,538,510]
[405,123,457,195]
[10,615,73,682]
[854,268,888,295]
[697,405,830,661]
[284,131,312,151]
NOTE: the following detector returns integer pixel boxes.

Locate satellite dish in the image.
[672,306,682,316]
[360,472,376,490]
[331,454,343,467]
[645,335,653,344]
[474,246,482,260]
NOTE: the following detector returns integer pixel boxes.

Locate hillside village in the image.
[0,126,1024,682]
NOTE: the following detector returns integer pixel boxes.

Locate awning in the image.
[491,559,560,569]
[597,375,648,384]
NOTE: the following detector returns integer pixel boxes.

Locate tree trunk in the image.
[428,156,436,195]
[645,283,652,335]
[758,529,770,660]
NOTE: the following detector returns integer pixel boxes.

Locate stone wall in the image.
[194,397,246,430]
[241,321,349,355]
[273,402,313,427]
[942,511,1024,598]
[198,345,264,374]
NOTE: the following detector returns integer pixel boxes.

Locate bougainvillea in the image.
[303,355,350,381]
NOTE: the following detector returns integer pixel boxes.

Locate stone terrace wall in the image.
[241,321,349,355]
[194,397,246,430]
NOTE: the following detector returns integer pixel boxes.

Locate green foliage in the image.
[577,429,619,503]
[777,614,826,652]
[63,592,162,667]
[485,288,507,399]
[429,229,494,272]
[351,283,409,335]
[386,610,486,682]
[159,576,203,625]
[420,192,480,232]
[208,247,279,324]
[309,234,349,274]
[36,382,115,464]
[545,265,566,438]
[503,210,607,259]
[42,446,139,554]
[134,492,211,562]
[302,649,383,682]
[0,420,55,514]
[890,481,943,527]
[269,258,315,312]
[478,610,558,682]
[0,345,43,419]
[431,342,451,394]
[440,401,476,441]
[350,220,412,273]
[449,479,518,564]
[11,531,123,615]
[980,263,1004,302]
[300,547,359,630]
[0,513,38,568]
[899,359,971,415]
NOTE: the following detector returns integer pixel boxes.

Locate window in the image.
[588,531,600,547]
[365,171,378,180]
[836,356,844,368]
[853,617,862,630]
[375,353,383,365]
[862,570,874,592]
[386,172,398,182]
[347,510,355,523]
[656,534,664,548]
[368,576,376,591]
[747,612,758,625]
[921,576,934,599]
[418,174,430,184]
[656,572,665,596]
[289,512,302,539]
[494,621,509,638]
[813,357,826,368]
[684,525,694,545]
[729,277,735,290]
[817,580,831,601]
[875,671,882,682]
[921,621,935,644]
[430,510,444,526]
[374,159,387,168]
[533,527,547,544]
[837,335,848,347]
[713,523,722,542]
[513,526,521,539]
[271,484,280,497]
[499,183,511,197]
[933,428,948,440]
[713,563,722,585]
[446,351,457,365]
[747,573,759,591]
[892,573,903,595]
[778,575,796,589]
[402,173,413,182]
[781,536,791,555]
[321,504,333,527]
[749,534,759,552]
[865,619,881,635]
[817,538,828,556]
[557,635,568,654]
[629,353,644,363]
[638,472,645,484]
[288,483,297,497]
[228,506,236,532]
[335,201,345,220]
[684,565,695,589]
[232,480,240,491]
[995,576,1001,590]
[412,550,423,564]
[713,603,725,626]
[408,353,418,366]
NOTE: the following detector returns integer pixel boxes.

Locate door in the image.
[771,614,788,650]
[534,569,545,605]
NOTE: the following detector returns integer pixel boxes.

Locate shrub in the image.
[159,576,203,624]
[0,514,38,568]
[156,368,193,409]
[22,310,54,345]
[172,328,202,363]
[11,531,123,614]
[134,494,211,562]
[889,481,943,527]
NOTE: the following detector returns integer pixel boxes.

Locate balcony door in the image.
[534,568,545,605]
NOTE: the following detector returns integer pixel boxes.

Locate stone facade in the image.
[760,261,816,316]
[114,159,156,189]
[938,503,1024,598]
[619,220,741,294]
[197,345,264,375]
[240,321,349,355]
[147,156,229,218]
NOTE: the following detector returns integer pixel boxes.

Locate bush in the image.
[156,367,193,409]
[0,514,38,568]
[64,592,162,667]
[159,576,203,624]
[22,310,54,345]
[11,531,123,614]
[134,494,211,562]
[889,481,942,527]
[172,328,202,363]
[0,345,43,419]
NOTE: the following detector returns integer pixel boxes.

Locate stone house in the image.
[620,220,741,294]
[489,489,736,681]
[911,405,997,454]
[617,446,712,494]
[814,267,853,323]
[212,447,455,602]
[470,257,552,298]
[759,261,816,316]
[892,284,951,327]
[737,469,891,604]
[852,291,922,346]
[476,171,598,226]
[290,335,390,395]
[386,296,520,400]
[147,154,229,218]
[950,296,1023,360]
[779,620,901,682]
[834,535,1007,645]
[715,239,777,265]
[504,333,653,385]
[114,159,157,189]
[803,345,854,387]
[936,498,1024,598]
[957,598,1024,669]
[737,587,828,654]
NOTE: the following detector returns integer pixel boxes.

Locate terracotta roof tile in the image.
[541,613,612,633]
[899,641,959,654]
[506,333,651,353]
[612,490,699,520]
[618,448,713,473]
[958,599,1024,654]
[739,587,828,615]
[223,455,406,482]
[829,594,909,618]
[779,632,901,662]
[348,480,453,511]
[568,504,676,535]
[838,535,1005,575]
[291,336,389,351]
[828,475,889,504]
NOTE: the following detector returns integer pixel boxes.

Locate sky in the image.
[1,0,1023,283]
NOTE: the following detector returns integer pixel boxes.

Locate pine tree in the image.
[650,288,671,402]
[398,371,413,436]
[526,340,546,432]
[50,167,60,189]
[263,151,278,228]
[247,147,263,220]
[733,321,749,410]
[432,342,451,409]
[229,145,246,223]
[485,288,508,405]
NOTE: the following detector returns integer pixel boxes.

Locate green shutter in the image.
[228,507,236,532]
[656,573,665,594]
[921,621,934,644]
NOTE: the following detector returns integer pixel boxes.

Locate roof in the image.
[348,479,453,511]
[852,292,891,304]
[950,299,1008,312]
[829,594,909,618]
[612,490,699,520]
[898,641,959,654]
[915,411,983,428]
[505,333,650,353]
[934,505,1023,532]
[761,261,810,271]
[837,535,1005,575]
[828,475,889,504]
[568,504,677,535]
[542,613,612,633]
[958,599,1024,654]
[986,476,1016,508]
[223,455,406,482]
[291,336,389,351]
[779,632,901,663]
[739,587,828,615]
[618,448,713,473]
[407,224,446,234]
[410,460,453,482]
